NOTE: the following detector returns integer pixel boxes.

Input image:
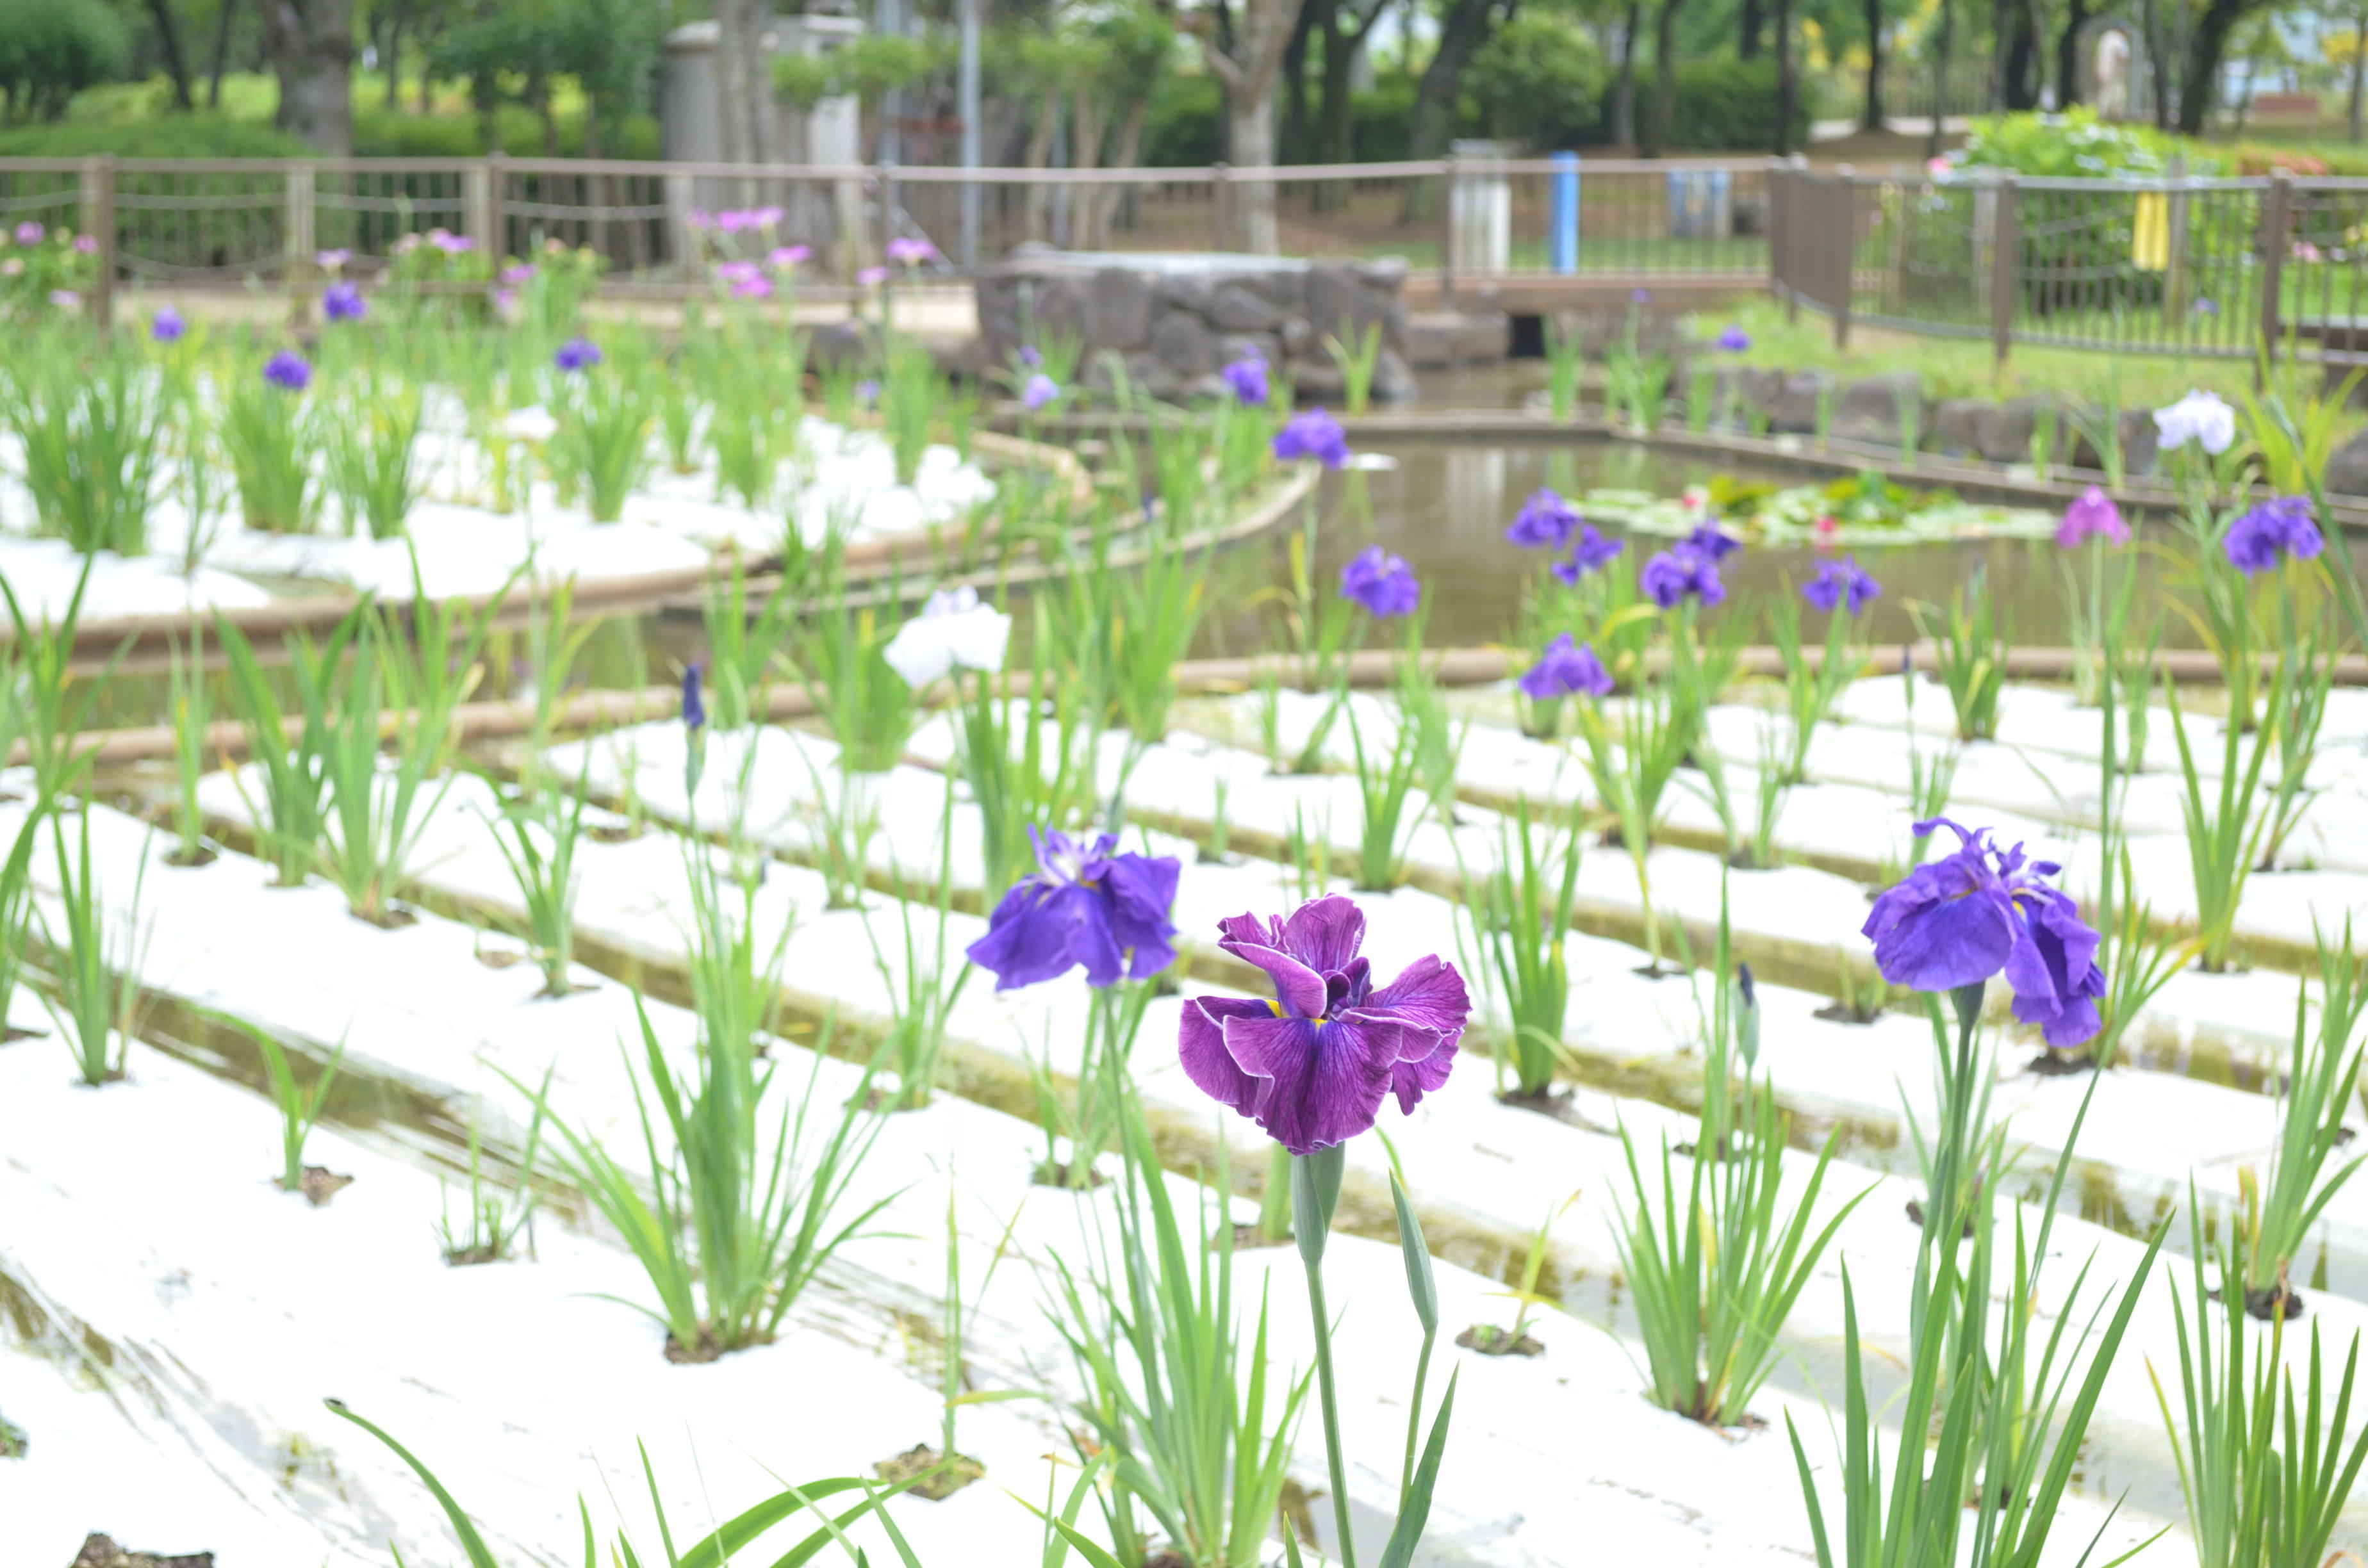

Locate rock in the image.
[1930,398,1990,456]
[1371,347,1419,402]
[1279,314,1314,359]
[1023,272,1089,347]
[2328,428,2368,496]
[1771,370,1836,434]
[1830,372,1923,447]
[1122,349,1183,402]
[71,1535,215,1568]
[1295,359,1347,399]
[1217,331,1283,370]
[1149,309,1216,377]
[1975,394,2073,465]
[1083,266,1152,350]
[1210,283,1285,332]
[1153,272,1215,316]
[804,318,871,372]
[1308,259,1397,343]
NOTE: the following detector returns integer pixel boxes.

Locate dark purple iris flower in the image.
[1273,407,1351,469]
[1180,895,1470,1155]
[151,306,186,343]
[682,664,705,732]
[1684,521,1741,560]
[1506,488,1582,550]
[1223,351,1270,406]
[322,281,367,322]
[1340,545,1420,617]
[1518,634,1614,699]
[1640,546,1725,608]
[554,336,602,373]
[1862,818,2104,1048]
[966,829,1181,992]
[2224,496,2323,575]
[1802,556,1882,616]
[263,350,311,392]
[1550,524,1625,585]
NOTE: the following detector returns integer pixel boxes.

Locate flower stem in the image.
[1927,980,1986,1237]
[1303,1252,1356,1568]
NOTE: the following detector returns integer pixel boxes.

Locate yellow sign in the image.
[2132,190,2169,271]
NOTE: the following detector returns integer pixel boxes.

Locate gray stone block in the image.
[1975,395,2073,464]
[2329,428,2368,496]
[1930,398,1989,456]
[1217,331,1283,370]
[1771,370,1836,434]
[1149,309,1217,377]
[1830,372,1923,447]
[1084,266,1153,350]
[1210,283,1284,332]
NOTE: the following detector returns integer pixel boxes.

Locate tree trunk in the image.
[1925,0,1951,158]
[259,0,354,154]
[1613,0,1642,146]
[2005,0,2039,108]
[2349,8,2365,142]
[1282,0,1321,163]
[1089,95,1153,243]
[1320,0,1383,162]
[2055,0,2089,105]
[2144,0,2173,127]
[1023,92,1060,242]
[1740,0,1764,58]
[1990,0,2012,108]
[2175,0,2244,135]
[208,0,236,109]
[382,8,403,110]
[1774,0,1796,152]
[1199,0,1312,252]
[1408,0,1494,159]
[145,0,195,111]
[714,0,752,164]
[1862,0,1885,131]
[1646,0,1688,154]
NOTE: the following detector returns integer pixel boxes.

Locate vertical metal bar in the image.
[284,162,315,287]
[1834,174,1854,349]
[1439,152,1458,310]
[2260,171,2291,373]
[1211,162,1232,254]
[959,0,980,268]
[78,155,115,333]
[1991,175,2018,364]
[878,161,898,265]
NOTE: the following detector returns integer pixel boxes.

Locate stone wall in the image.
[973,247,1418,404]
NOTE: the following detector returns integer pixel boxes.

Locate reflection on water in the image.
[1201,439,2203,657]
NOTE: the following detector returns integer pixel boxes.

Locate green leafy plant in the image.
[217,607,363,885]
[1542,315,1584,421]
[327,372,425,540]
[797,589,917,775]
[1324,316,1383,416]
[37,806,152,1088]
[1472,798,1581,1100]
[1912,571,2010,742]
[958,626,1101,900]
[1345,704,1424,893]
[2238,938,2368,1315]
[702,554,802,731]
[1574,679,1690,969]
[218,355,318,533]
[163,625,215,866]
[204,1011,347,1195]
[0,813,44,1040]
[485,774,588,998]
[2166,669,2281,972]
[4,339,167,555]
[880,338,940,487]
[2,557,123,806]
[436,1074,554,1266]
[552,362,652,521]
[863,783,971,1112]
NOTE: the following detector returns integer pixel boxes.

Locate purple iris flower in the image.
[1019,345,1043,368]
[1715,325,1752,352]
[2057,486,2130,548]
[1518,634,1614,699]
[555,336,602,373]
[322,281,367,322]
[263,350,311,392]
[1022,372,1060,411]
[1272,407,1350,469]
[1640,546,1725,608]
[1550,524,1625,585]
[1340,545,1420,617]
[965,829,1182,992]
[1506,488,1582,550]
[2224,496,2323,575]
[14,220,44,245]
[1180,895,1470,1156]
[1802,556,1881,616]
[1862,819,2105,1049]
[682,664,705,732]
[1684,521,1741,560]
[151,306,185,343]
[1222,351,1270,406]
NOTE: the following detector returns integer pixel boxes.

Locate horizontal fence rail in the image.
[3,152,2364,362]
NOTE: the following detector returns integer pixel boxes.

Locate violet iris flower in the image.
[151,306,185,343]
[1550,524,1625,585]
[555,336,602,373]
[1180,895,1470,1156]
[322,281,367,322]
[1715,325,1752,352]
[1273,407,1351,469]
[2224,495,2323,575]
[14,220,44,245]
[263,350,311,392]
[966,829,1181,992]
[1640,546,1725,608]
[1684,521,1741,560]
[1019,345,1043,368]
[2057,486,2130,548]
[1518,634,1614,699]
[1340,545,1420,617]
[1022,372,1060,411]
[1802,556,1881,616]
[885,236,937,265]
[682,664,706,733]
[1862,818,2105,1048]
[1506,488,1581,550]
[1222,351,1270,406]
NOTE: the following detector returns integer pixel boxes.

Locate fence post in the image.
[284,163,315,285]
[78,155,115,334]
[1991,174,2018,365]
[1439,152,1458,311]
[2259,170,2291,372]
[464,154,500,255]
[1211,162,1232,252]
[1766,156,1787,315]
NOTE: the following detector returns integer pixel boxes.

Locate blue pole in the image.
[1550,151,1579,274]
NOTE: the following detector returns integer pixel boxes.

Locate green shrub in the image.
[0,113,306,158]
[0,0,132,123]
[1600,59,1806,152]
[1141,71,1222,167]
[1950,106,2212,177]
[1466,13,1605,152]
[1351,72,1420,163]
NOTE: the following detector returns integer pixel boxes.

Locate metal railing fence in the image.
[8,151,2368,365]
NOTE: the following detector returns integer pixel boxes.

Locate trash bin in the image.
[1666,170,1734,240]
